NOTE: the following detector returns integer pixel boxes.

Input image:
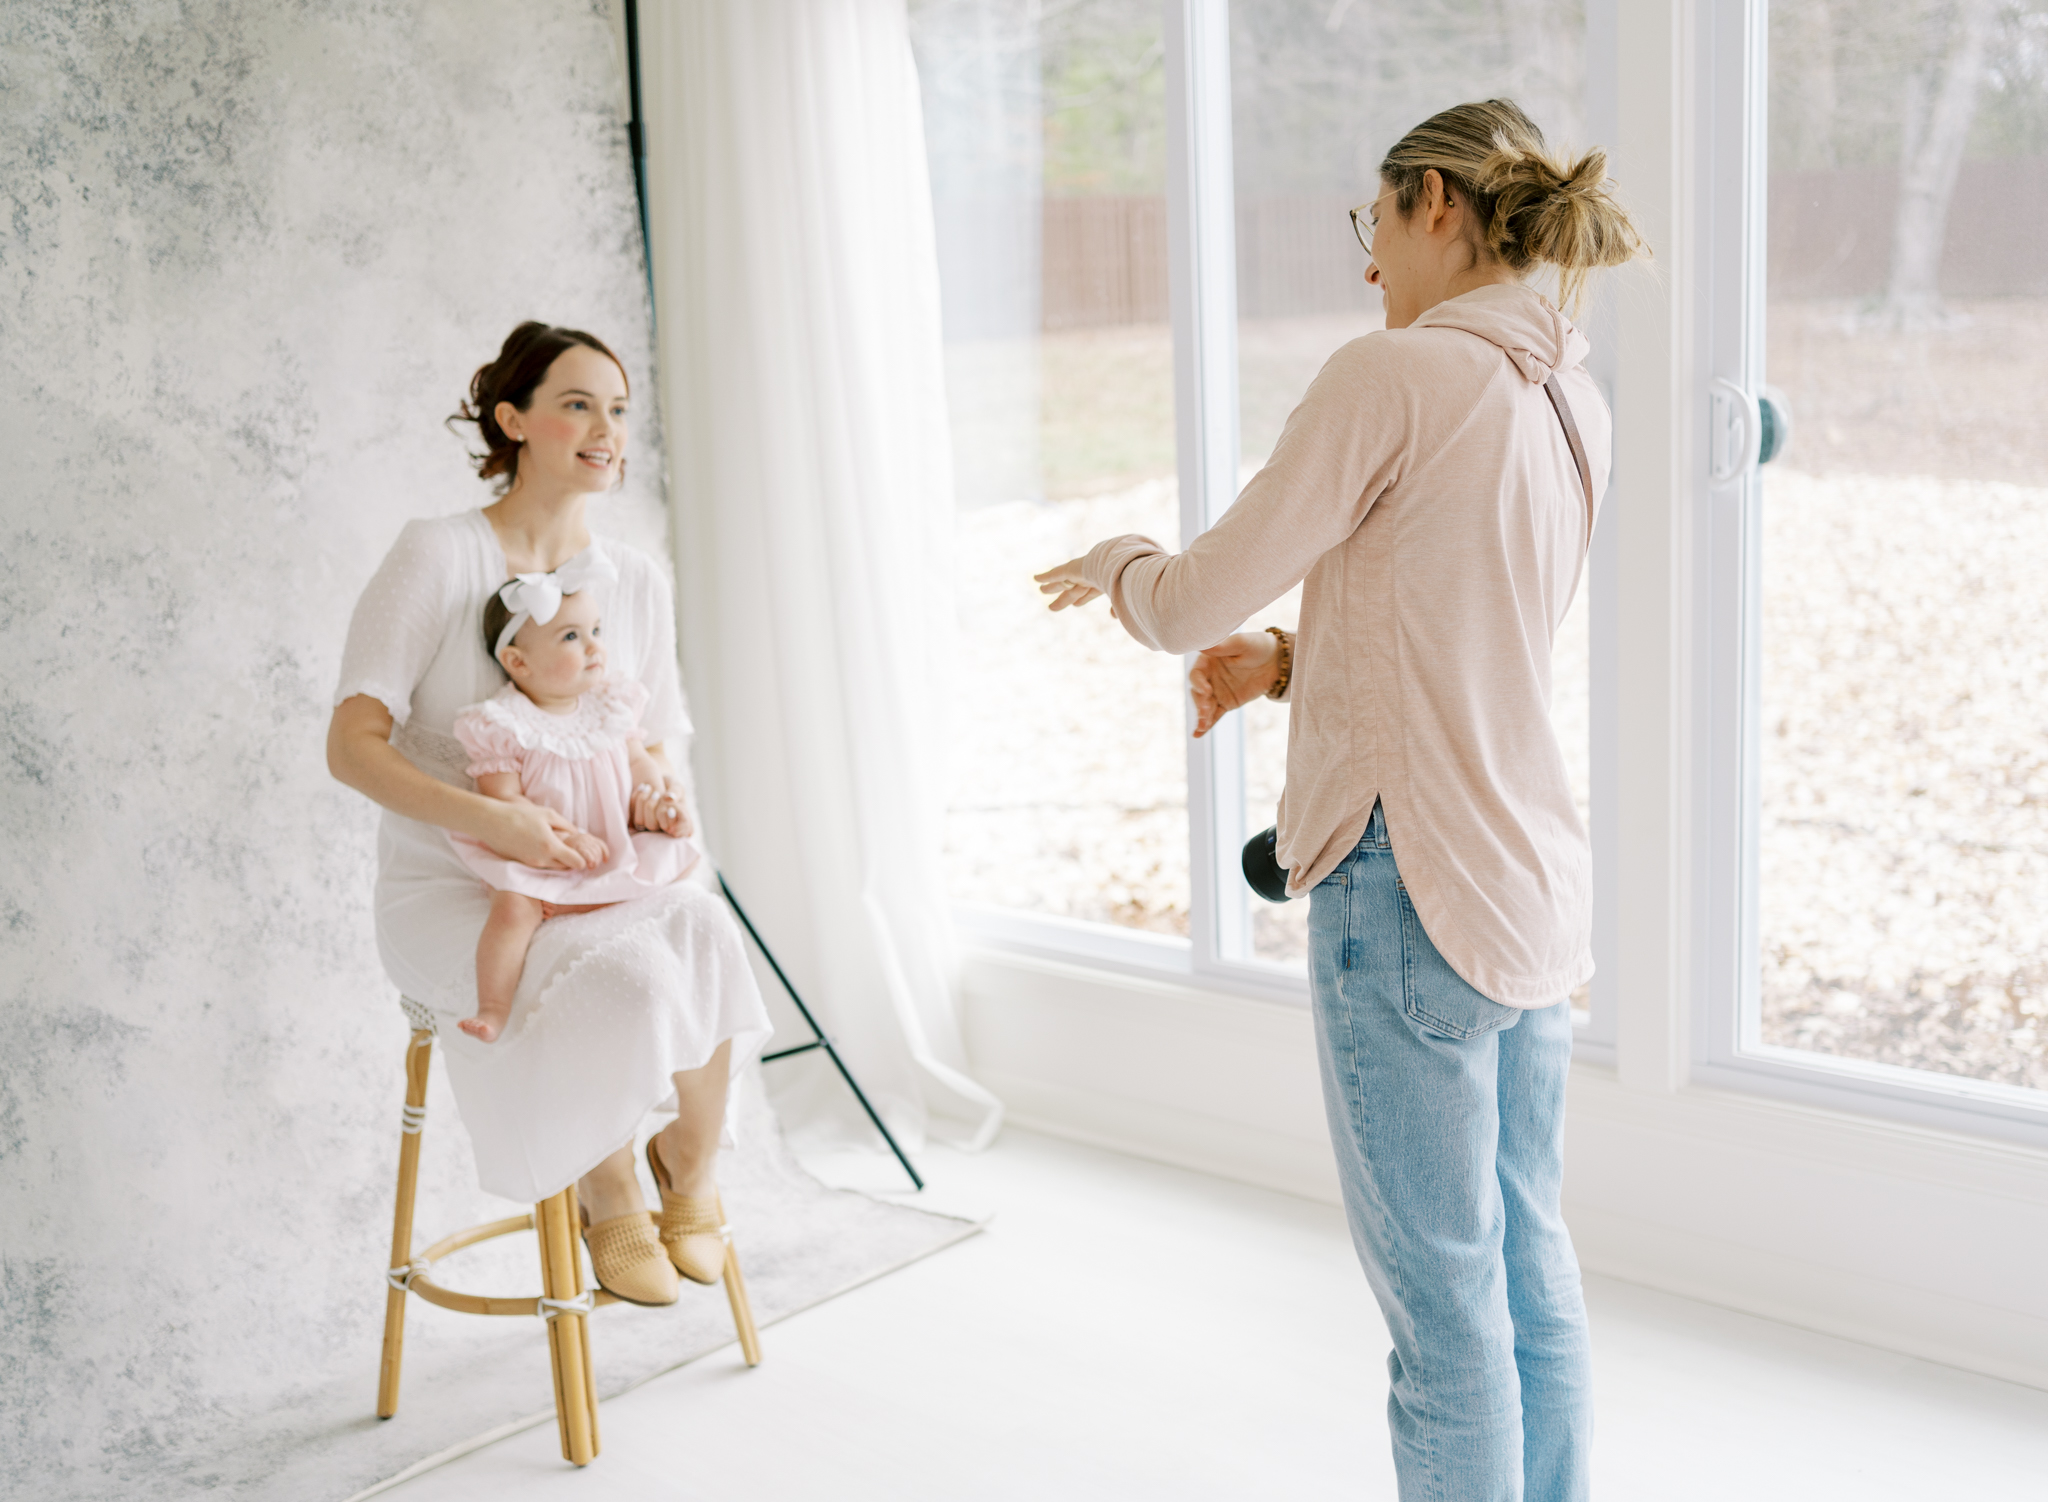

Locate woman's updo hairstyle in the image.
[1378,99,1647,311]
[449,321,629,493]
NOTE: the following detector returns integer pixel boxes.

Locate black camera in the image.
[1241,826,1292,903]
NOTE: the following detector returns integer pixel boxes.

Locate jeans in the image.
[1307,804,1591,1502]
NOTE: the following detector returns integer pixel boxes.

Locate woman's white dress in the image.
[334,509,772,1203]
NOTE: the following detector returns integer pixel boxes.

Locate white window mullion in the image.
[1164,0,1244,973]
[1698,0,1767,1084]
[1578,0,1623,1061]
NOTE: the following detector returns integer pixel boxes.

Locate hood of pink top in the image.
[1409,282,1589,384]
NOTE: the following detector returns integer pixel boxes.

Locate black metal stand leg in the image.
[718,874,925,1192]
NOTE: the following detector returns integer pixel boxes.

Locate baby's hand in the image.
[632,782,694,839]
[564,828,610,866]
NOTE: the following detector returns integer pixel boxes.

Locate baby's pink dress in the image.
[448,678,701,904]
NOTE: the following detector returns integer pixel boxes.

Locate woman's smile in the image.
[499,344,631,498]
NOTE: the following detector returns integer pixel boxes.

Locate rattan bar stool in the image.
[376,999,763,1466]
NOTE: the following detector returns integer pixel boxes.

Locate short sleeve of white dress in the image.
[334,518,459,726]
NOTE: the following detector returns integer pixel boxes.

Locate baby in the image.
[448,552,700,1042]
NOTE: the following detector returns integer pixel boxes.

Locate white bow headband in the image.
[494,547,619,659]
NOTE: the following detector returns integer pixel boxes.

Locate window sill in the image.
[952,904,1622,1051]
[952,902,1310,1006]
[1692,1045,2048,1153]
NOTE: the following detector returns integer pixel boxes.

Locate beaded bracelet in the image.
[1264,627,1294,701]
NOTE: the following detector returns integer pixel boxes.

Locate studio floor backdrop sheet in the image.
[0,4,673,1495]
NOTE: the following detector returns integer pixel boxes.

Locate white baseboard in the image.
[979,1068,1341,1205]
[1566,1203,2048,1392]
[961,947,2048,1392]
[959,949,1341,1203]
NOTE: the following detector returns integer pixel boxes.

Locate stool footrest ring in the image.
[393,1214,622,1317]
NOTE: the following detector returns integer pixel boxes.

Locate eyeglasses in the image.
[1350,190,1396,256]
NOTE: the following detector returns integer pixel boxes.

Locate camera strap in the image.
[1541,373,1595,548]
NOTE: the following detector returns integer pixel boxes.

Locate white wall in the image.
[0,5,664,1495]
[956,0,2048,1396]
[963,949,2048,1391]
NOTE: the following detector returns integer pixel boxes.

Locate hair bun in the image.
[1479,141,1642,292]
[1378,99,1648,311]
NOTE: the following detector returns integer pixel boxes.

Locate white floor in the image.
[374,1130,2048,1501]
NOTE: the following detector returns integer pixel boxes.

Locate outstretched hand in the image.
[1036,556,1285,738]
[1189,631,1283,738]
[1034,558,1112,616]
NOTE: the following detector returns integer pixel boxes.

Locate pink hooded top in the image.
[447,677,703,905]
[1078,283,1609,1006]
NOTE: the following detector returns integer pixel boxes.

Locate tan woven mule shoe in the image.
[579,1206,681,1307]
[645,1135,729,1286]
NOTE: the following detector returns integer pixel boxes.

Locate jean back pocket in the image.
[1396,885,1521,1040]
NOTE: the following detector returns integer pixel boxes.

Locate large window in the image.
[914,1,1191,939]
[915,0,1598,1000]
[1757,0,2048,1093]
[1756,0,2048,1095]
[1699,0,2048,1137]
[916,0,2045,1136]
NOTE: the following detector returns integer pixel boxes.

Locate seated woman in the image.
[327,321,772,1309]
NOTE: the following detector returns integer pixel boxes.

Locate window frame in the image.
[1166,0,1273,994]
[1686,0,2048,1148]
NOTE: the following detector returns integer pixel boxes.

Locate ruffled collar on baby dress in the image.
[467,679,641,761]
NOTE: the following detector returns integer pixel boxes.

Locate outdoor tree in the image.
[1880,0,2004,328]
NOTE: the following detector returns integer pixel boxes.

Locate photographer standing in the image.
[1034,100,1645,1502]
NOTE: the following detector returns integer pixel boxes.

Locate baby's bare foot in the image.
[458,1012,507,1043]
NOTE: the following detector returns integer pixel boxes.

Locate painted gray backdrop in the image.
[0,3,681,1493]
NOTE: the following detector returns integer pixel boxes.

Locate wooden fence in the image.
[1769,156,2048,299]
[1034,162,2048,330]
[1040,193,1373,329]
[1039,196,1171,328]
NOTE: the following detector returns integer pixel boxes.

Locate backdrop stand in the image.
[718,874,925,1191]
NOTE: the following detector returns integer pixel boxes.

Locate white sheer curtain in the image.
[639,0,1001,1150]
